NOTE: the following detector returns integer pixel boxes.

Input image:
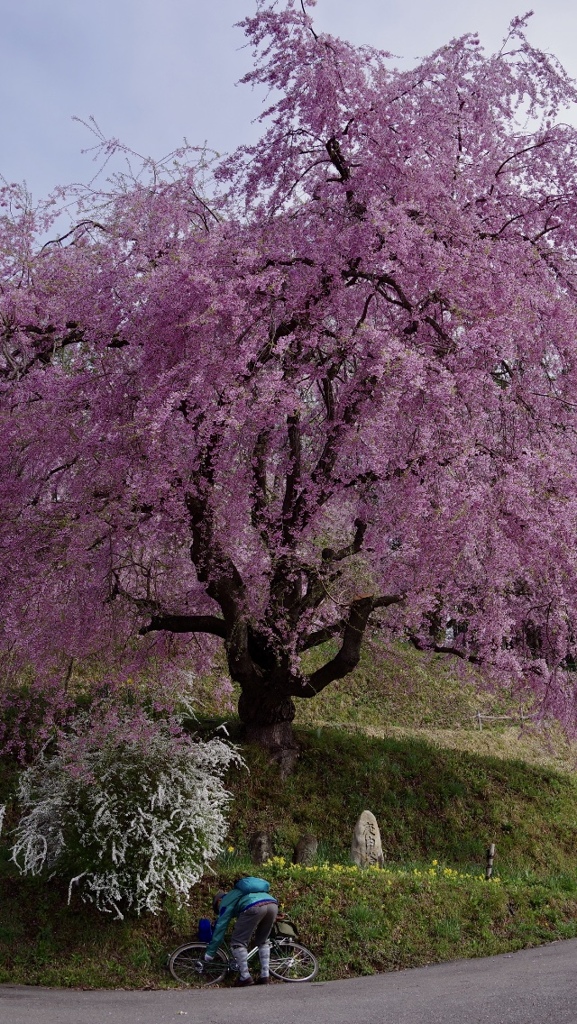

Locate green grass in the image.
[2,859,577,986]
[2,641,577,987]
[199,638,576,770]
[224,727,577,874]
[3,726,577,986]
[296,639,492,730]
[199,638,501,731]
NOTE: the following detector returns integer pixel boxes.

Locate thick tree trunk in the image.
[238,687,300,775]
[143,566,403,776]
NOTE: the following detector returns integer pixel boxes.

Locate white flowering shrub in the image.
[10,703,242,917]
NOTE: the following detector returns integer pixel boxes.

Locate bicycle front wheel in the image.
[168,941,228,986]
[269,940,319,982]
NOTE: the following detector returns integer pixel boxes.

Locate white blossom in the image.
[10,704,243,918]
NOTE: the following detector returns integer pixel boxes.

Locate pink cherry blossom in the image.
[3,2,577,756]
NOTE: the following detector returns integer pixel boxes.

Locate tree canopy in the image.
[3,1,577,756]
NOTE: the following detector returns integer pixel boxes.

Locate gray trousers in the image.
[230,902,278,949]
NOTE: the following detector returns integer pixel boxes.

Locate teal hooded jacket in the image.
[205,877,277,956]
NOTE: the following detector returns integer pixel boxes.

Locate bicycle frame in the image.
[168,922,319,985]
[218,935,285,969]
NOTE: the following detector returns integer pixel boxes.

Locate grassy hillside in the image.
[195,638,496,731]
[2,642,577,988]
[225,728,577,873]
[2,854,577,987]
[200,637,577,772]
[296,639,491,729]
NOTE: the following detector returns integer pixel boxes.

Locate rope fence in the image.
[474,710,536,730]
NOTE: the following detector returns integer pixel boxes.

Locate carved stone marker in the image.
[293,834,318,866]
[351,810,384,868]
[248,831,273,865]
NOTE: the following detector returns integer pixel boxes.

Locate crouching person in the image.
[204,876,278,986]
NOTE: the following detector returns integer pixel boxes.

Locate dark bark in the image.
[238,686,299,774]
[138,484,406,771]
[143,590,404,771]
[139,614,226,638]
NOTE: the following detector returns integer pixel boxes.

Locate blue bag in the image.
[198,918,213,942]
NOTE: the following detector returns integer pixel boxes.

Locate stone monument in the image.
[351,810,384,868]
[293,833,318,866]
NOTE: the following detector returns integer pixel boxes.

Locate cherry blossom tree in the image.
[3,1,577,759]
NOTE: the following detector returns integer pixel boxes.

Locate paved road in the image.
[2,940,577,1024]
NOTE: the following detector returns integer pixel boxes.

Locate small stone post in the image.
[248,831,273,865]
[293,834,318,866]
[485,842,496,880]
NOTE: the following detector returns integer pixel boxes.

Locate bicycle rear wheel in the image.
[168,941,228,986]
[269,940,318,982]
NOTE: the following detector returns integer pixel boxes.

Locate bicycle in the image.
[168,918,318,986]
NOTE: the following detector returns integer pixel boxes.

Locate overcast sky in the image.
[2,0,577,201]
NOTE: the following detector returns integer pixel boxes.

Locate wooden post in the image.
[485,842,496,880]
